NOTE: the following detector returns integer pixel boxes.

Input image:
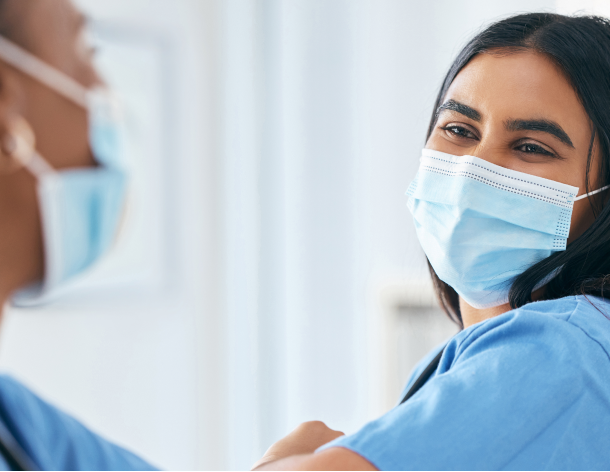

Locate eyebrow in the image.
[437,99,481,122]
[505,119,574,147]
[437,99,575,148]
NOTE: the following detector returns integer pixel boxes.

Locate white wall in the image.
[0,1,567,470]
[557,0,610,16]
[221,0,558,468]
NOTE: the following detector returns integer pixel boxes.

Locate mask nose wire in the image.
[0,35,88,109]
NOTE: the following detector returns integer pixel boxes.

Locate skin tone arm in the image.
[251,49,606,469]
[253,448,375,471]
[251,421,376,471]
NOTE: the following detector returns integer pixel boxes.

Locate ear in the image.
[0,63,34,174]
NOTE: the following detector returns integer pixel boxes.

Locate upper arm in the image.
[303,311,596,470]
[258,305,602,471]
[255,447,378,471]
[0,376,156,470]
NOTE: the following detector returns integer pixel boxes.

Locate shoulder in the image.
[0,374,50,426]
[0,375,156,470]
[322,297,610,470]
[0,374,82,435]
[446,295,610,372]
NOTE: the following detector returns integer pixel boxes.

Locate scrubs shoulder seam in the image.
[455,318,497,349]
[562,295,581,325]
[564,298,610,364]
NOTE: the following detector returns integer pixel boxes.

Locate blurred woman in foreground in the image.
[0,0,153,469]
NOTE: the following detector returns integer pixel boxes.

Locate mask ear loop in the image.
[0,36,88,109]
[573,184,610,202]
[4,116,55,179]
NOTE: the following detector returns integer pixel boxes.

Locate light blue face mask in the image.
[407,149,609,309]
[0,36,128,306]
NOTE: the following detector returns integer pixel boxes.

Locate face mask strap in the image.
[22,151,56,178]
[573,184,610,202]
[5,116,56,179]
[0,35,88,109]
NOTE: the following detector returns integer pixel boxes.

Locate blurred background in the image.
[0,0,604,469]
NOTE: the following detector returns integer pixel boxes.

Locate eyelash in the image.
[439,125,555,157]
[441,125,476,140]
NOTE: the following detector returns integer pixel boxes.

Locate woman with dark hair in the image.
[252,12,610,471]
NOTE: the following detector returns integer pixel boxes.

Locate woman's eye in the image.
[440,125,477,140]
[515,142,554,156]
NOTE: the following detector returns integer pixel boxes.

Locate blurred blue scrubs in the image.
[320,295,610,470]
[0,376,155,470]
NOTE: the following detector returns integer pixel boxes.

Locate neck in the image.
[0,284,10,325]
[0,246,37,318]
[459,299,511,329]
[0,253,22,313]
[0,270,16,319]
[459,287,546,328]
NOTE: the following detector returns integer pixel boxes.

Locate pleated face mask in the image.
[0,36,128,306]
[406,148,609,309]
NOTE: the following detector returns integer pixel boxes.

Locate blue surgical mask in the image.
[407,149,609,309]
[0,36,128,306]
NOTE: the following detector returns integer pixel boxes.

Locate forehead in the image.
[445,51,588,128]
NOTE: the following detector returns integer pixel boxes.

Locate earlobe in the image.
[0,63,33,174]
[0,130,19,173]
[0,115,36,174]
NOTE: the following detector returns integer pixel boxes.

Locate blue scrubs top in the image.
[320,295,610,470]
[0,375,155,470]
